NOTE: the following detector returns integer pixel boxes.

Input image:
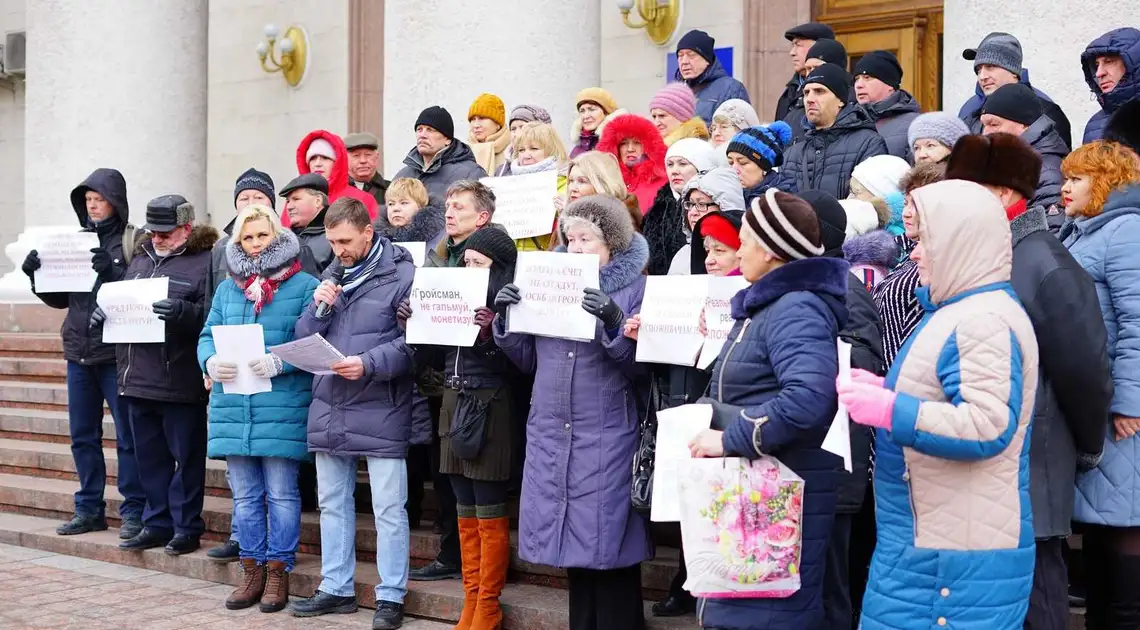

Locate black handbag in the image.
[445,388,496,460]
[631,378,662,514]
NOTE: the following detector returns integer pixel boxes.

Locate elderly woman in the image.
[467,93,511,175]
[842,180,1040,629]
[667,167,746,275]
[649,83,711,146]
[710,99,761,149]
[504,122,570,251]
[645,138,719,275]
[198,204,319,613]
[907,112,971,165]
[598,114,670,214]
[570,88,626,159]
[1060,140,1140,625]
[493,195,652,629]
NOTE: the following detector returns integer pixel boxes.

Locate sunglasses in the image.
[146,226,186,240]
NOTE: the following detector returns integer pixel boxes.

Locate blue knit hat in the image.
[234,168,276,209]
[726,122,794,172]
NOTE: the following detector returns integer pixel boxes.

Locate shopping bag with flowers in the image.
[678,456,805,599]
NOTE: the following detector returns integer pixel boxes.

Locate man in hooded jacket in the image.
[1081,28,1140,143]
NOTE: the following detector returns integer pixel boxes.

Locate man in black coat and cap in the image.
[280,172,335,277]
[776,22,835,122]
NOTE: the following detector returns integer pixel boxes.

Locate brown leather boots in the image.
[224,557,289,613]
[261,561,290,613]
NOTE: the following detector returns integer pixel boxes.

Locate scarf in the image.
[510,156,558,175]
[342,238,384,295]
[1006,198,1029,222]
[243,258,302,314]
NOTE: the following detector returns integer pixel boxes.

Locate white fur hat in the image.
[839,199,880,239]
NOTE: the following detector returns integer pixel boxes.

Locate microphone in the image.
[315,263,345,319]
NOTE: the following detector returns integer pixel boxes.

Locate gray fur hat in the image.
[908,111,971,151]
[558,194,634,253]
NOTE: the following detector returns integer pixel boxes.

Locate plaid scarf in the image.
[242,258,302,314]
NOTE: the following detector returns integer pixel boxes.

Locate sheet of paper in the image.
[96,277,169,343]
[394,242,426,267]
[480,171,559,240]
[405,267,490,347]
[696,276,750,370]
[822,340,854,472]
[268,334,345,375]
[651,403,714,522]
[33,228,100,293]
[508,251,600,341]
[636,275,709,366]
[211,324,272,395]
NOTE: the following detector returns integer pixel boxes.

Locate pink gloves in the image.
[837,369,896,431]
[848,368,885,388]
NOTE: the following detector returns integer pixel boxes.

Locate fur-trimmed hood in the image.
[225,227,301,280]
[596,114,669,191]
[136,224,220,258]
[842,229,899,270]
[556,232,649,294]
[731,256,850,320]
[664,116,711,147]
[374,204,445,244]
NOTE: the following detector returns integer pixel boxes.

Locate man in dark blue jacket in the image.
[674,29,751,126]
[1081,28,1140,143]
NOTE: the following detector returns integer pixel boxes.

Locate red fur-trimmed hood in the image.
[597,114,668,191]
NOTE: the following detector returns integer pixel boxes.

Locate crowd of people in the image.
[18,18,1140,630]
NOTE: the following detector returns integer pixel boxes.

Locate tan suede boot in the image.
[259,560,289,613]
[471,516,511,630]
[225,558,266,610]
[453,516,482,630]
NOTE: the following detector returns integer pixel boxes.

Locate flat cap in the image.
[343,132,379,150]
[279,172,329,198]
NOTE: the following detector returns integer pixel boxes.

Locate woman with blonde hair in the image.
[501,122,570,251]
[559,151,643,238]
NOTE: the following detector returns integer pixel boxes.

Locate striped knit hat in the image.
[726,122,794,172]
[744,189,824,261]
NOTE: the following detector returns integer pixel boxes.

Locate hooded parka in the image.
[1081,28,1140,143]
[596,114,669,214]
[287,130,379,224]
[864,90,922,161]
[1021,115,1070,211]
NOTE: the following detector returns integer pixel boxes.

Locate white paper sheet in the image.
[696,276,750,370]
[96,277,169,343]
[210,324,272,395]
[405,267,490,347]
[268,334,345,375]
[33,228,100,293]
[480,171,559,239]
[394,242,426,267]
[636,275,709,366]
[651,403,714,522]
[822,340,854,472]
[508,251,600,341]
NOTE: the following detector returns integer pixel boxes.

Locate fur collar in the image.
[599,232,649,294]
[664,117,711,146]
[570,108,629,143]
[225,228,302,280]
[841,229,899,270]
[136,224,220,257]
[1010,205,1049,246]
[731,257,850,319]
[378,205,445,244]
[596,114,668,189]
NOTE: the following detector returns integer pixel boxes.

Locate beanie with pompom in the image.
[726,122,793,172]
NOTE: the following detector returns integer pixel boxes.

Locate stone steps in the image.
[0,356,68,383]
[0,407,116,448]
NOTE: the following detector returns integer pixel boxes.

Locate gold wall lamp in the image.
[617,0,682,47]
[256,23,308,87]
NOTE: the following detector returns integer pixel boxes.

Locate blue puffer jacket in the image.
[199,230,319,462]
[676,58,751,127]
[1065,185,1140,526]
[698,257,849,630]
[1081,28,1140,143]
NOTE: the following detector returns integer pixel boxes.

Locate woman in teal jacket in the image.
[197,204,319,614]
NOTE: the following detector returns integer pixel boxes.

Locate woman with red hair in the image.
[597,114,668,215]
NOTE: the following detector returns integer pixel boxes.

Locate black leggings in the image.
[1080,524,1140,630]
[566,564,645,630]
[448,475,508,518]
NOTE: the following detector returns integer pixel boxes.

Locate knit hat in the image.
[980,83,1042,126]
[853,50,902,89]
[682,168,747,214]
[576,87,618,115]
[414,106,455,140]
[649,83,697,122]
[677,29,716,63]
[468,93,506,128]
[509,104,553,126]
[784,22,835,42]
[963,32,1023,77]
[343,132,379,151]
[745,190,824,261]
[234,168,276,209]
[726,122,794,172]
[697,212,743,250]
[464,226,518,269]
[839,199,880,238]
[852,155,911,198]
[806,39,848,68]
[667,138,720,174]
[306,138,337,163]
[804,63,851,103]
[945,133,1042,200]
[798,190,848,254]
[712,99,761,131]
[559,194,635,253]
[908,111,972,150]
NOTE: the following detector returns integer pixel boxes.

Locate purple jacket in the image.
[494,234,653,570]
[296,238,418,458]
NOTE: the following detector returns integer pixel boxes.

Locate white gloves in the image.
[206,356,238,383]
[248,354,283,379]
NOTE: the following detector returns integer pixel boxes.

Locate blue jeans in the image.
[66,361,145,520]
[224,467,240,543]
[226,456,301,569]
[315,453,409,604]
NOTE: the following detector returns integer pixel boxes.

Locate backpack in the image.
[121,224,137,264]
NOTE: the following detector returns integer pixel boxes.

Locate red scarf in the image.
[1006,199,1029,222]
[242,259,302,314]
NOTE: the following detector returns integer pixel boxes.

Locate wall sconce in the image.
[256,23,308,87]
[617,0,682,47]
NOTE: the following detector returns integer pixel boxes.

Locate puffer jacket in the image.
[1065,185,1140,527]
[1082,28,1140,142]
[675,58,751,126]
[865,90,922,161]
[597,114,669,214]
[958,70,1073,150]
[394,140,488,207]
[286,130,379,225]
[198,229,320,462]
[1022,115,1069,212]
[34,168,131,366]
[775,74,802,123]
[780,105,889,199]
[699,256,849,630]
[861,181,1039,630]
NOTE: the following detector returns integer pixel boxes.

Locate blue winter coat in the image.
[1065,186,1140,526]
[958,69,1073,150]
[198,231,319,462]
[676,58,751,127]
[698,257,849,630]
[1081,28,1140,143]
[494,234,653,570]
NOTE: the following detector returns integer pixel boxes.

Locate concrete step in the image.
[0,380,70,408]
[0,407,115,447]
[0,332,64,355]
[0,356,67,382]
[0,512,698,629]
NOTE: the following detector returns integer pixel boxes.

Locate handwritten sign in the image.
[480,171,559,240]
[696,276,750,370]
[405,267,490,347]
[96,278,169,343]
[394,242,426,267]
[508,251,599,341]
[636,275,709,365]
[33,228,100,293]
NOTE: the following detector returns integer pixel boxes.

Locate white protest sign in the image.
[33,228,100,293]
[696,276,750,370]
[405,267,490,347]
[394,242,426,267]
[210,324,272,396]
[823,340,854,472]
[480,171,559,240]
[651,403,713,522]
[508,251,599,341]
[96,278,169,343]
[636,275,709,366]
[269,334,344,375]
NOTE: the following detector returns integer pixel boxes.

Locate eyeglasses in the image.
[146,227,183,240]
[683,201,719,212]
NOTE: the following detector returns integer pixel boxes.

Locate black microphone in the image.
[315,263,345,319]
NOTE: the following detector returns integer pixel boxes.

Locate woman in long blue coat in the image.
[197,204,319,614]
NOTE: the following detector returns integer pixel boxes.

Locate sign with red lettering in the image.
[508,251,600,341]
[405,267,490,347]
[696,276,750,369]
[636,275,709,365]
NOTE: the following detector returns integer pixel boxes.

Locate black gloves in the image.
[89,306,106,329]
[21,250,40,279]
[494,284,522,309]
[582,287,624,330]
[90,247,113,278]
[152,299,186,322]
[396,298,412,330]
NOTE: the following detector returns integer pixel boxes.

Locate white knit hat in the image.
[838,199,879,239]
[851,155,910,199]
[306,138,337,162]
[665,137,719,173]
[712,99,762,132]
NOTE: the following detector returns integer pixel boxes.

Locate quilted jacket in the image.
[1022,115,1069,212]
[1065,185,1140,527]
[780,105,889,200]
[675,58,751,127]
[861,181,1039,630]
[1081,28,1140,143]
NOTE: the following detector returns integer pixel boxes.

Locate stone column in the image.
[381,0,601,175]
[0,0,208,302]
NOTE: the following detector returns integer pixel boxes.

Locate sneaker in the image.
[164,534,200,556]
[408,559,461,581]
[372,601,404,630]
[56,514,108,536]
[118,517,143,540]
[290,590,358,617]
[207,539,241,562]
[119,527,172,551]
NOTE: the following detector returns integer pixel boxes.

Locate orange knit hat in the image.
[468,93,506,128]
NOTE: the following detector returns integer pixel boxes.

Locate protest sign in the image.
[651,403,712,522]
[480,171,559,240]
[508,251,599,341]
[696,276,750,370]
[96,277,169,343]
[636,275,709,365]
[405,267,490,347]
[822,340,854,472]
[394,242,426,267]
[33,228,100,293]
[211,324,272,396]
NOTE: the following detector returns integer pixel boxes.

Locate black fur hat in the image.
[944,133,1041,201]
[1105,99,1140,155]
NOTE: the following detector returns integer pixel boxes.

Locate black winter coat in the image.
[1022,115,1070,216]
[205,218,235,318]
[643,184,687,276]
[294,209,334,278]
[865,90,922,161]
[836,277,884,513]
[775,74,801,123]
[781,106,889,200]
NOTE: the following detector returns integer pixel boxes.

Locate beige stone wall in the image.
[0,0,25,274]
